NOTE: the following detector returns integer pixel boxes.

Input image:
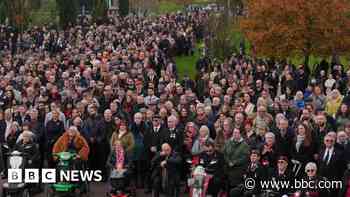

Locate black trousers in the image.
[88,142,108,175]
[0,143,4,173]
[47,143,55,168]
[133,160,147,188]
[207,177,222,197]
[152,176,180,197]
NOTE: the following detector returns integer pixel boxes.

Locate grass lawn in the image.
[157,0,216,14]
[175,42,204,80]
[157,1,185,14]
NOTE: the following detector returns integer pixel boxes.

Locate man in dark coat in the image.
[144,115,164,193]
[318,134,345,196]
[99,109,116,180]
[82,104,105,172]
[130,112,150,188]
[160,115,184,154]
[45,110,65,168]
[268,156,294,196]
[151,143,182,197]
[27,109,45,169]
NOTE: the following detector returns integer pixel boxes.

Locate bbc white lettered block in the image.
[25,169,39,183]
[42,169,56,183]
[8,169,22,183]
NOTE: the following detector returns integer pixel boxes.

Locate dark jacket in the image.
[300,176,330,197]
[339,168,350,197]
[45,119,65,145]
[318,146,346,181]
[198,150,225,178]
[159,127,184,153]
[130,122,149,161]
[14,141,40,168]
[151,151,182,188]
[82,115,105,144]
[0,120,7,143]
[290,140,317,165]
[268,168,294,195]
[144,124,164,160]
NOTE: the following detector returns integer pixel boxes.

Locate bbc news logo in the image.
[8,169,102,183]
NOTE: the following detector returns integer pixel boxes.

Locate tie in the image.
[323,149,329,163]
[154,127,158,133]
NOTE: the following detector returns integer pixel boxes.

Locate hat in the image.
[153,114,161,120]
[277,156,289,163]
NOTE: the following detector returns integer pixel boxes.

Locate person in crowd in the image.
[15,130,40,168]
[274,117,294,158]
[290,123,316,177]
[336,104,350,131]
[130,112,149,188]
[297,162,329,197]
[325,89,343,118]
[52,126,90,192]
[144,115,164,193]
[160,115,184,154]
[82,104,106,173]
[45,110,65,168]
[310,86,327,111]
[339,163,350,197]
[223,127,250,191]
[268,156,293,196]
[197,139,224,197]
[259,132,279,168]
[151,143,182,197]
[52,126,90,162]
[1,9,350,197]
[110,118,135,158]
[318,133,346,178]
[318,133,346,196]
[230,149,265,197]
[191,125,212,156]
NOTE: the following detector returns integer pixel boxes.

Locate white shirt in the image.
[323,147,334,164]
[4,120,12,141]
[154,126,160,133]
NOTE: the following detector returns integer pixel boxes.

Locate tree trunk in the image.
[304,53,309,67]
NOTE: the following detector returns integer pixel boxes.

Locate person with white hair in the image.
[299,162,329,197]
[191,125,212,155]
[160,115,184,153]
[53,126,90,161]
[15,130,40,167]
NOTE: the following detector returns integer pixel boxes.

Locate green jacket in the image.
[223,138,250,187]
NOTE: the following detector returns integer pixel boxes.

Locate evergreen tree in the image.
[119,0,129,17]
[57,0,78,28]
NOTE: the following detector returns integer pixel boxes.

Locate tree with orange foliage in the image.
[240,0,350,65]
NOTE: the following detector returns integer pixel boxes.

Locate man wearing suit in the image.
[160,115,184,154]
[144,115,164,193]
[318,133,346,196]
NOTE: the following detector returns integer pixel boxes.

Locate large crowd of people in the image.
[1,9,350,197]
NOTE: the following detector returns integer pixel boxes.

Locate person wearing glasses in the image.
[296,162,329,197]
[318,133,346,196]
[268,156,293,196]
[318,133,345,182]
